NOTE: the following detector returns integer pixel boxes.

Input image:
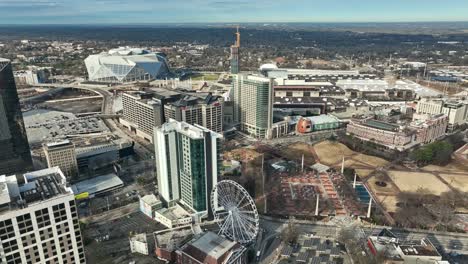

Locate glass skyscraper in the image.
[0,58,33,175]
[154,120,222,216]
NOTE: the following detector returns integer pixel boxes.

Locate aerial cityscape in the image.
[0,2,468,264]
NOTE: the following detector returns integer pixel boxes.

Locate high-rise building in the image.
[154,120,222,215]
[121,91,167,142]
[0,167,86,264]
[230,27,240,74]
[164,94,223,133]
[232,74,274,138]
[43,140,79,181]
[121,89,223,142]
[0,58,33,175]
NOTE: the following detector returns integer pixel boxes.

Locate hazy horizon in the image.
[1,0,468,25]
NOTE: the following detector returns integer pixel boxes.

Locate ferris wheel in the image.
[211,180,259,244]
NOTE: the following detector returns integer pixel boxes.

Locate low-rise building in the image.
[139,194,163,219]
[71,173,124,198]
[347,113,449,151]
[296,115,342,134]
[154,226,195,262]
[75,140,127,177]
[176,231,247,264]
[155,204,193,229]
[367,229,442,264]
[346,117,415,150]
[14,68,50,85]
[129,233,154,256]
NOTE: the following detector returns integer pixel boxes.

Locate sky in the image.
[0,0,467,25]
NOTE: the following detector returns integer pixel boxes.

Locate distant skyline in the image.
[0,0,468,24]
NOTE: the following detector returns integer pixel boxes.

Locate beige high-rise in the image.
[232,74,274,139]
[43,140,78,181]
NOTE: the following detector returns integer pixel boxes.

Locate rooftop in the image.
[44,140,73,149]
[154,226,195,252]
[159,119,222,140]
[364,119,400,132]
[140,194,161,206]
[23,109,110,145]
[71,173,123,196]
[0,167,72,215]
[307,114,340,125]
[156,204,191,221]
[368,229,441,260]
[181,232,240,261]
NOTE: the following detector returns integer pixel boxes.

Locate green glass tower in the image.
[154,120,222,215]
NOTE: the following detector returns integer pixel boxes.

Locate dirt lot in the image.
[440,174,468,192]
[388,171,450,195]
[224,147,262,162]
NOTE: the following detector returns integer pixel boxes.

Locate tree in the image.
[432,142,453,165]
[410,141,454,165]
[281,219,299,244]
[136,177,147,186]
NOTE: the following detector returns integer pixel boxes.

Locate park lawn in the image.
[440,174,468,192]
[388,171,450,195]
[377,195,399,213]
[314,140,354,165]
[280,142,316,166]
[353,154,388,168]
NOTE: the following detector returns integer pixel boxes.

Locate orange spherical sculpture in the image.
[296,117,313,134]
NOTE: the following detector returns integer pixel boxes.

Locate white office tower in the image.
[154,120,222,217]
[0,167,85,264]
[232,74,274,139]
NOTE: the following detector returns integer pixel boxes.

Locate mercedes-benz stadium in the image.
[85,47,170,83]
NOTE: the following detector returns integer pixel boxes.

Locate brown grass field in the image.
[388,171,450,195]
[440,174,468,192]
[314,141,354,165]
[355,169,374,178]
[313,140,389,169]
[377,195,399,213]
[280,142,316,166]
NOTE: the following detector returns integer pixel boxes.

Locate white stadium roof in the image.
[85,47,169,83]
